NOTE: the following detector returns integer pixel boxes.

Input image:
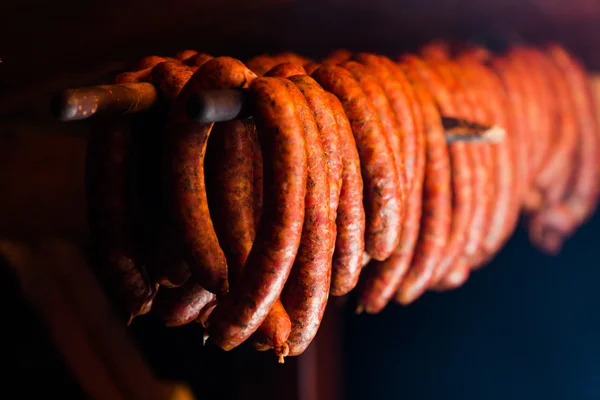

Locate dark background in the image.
[344,212,600,400]
[2,0,600,399]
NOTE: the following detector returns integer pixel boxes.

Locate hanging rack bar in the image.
[51,84,505,143]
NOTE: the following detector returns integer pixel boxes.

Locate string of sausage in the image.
[87,43,600,361]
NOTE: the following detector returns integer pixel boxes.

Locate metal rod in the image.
[52,84,505,144]
[51,83,157,121]
[442,116,505,143]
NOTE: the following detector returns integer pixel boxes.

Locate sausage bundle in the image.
[85,42,599,361]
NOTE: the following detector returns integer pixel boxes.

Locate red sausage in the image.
[152,281,215,326]
[394,55,452,305]
[325,93,366,296]
[206,76,307,350]
[165,57,257,296]
[455,52,518,265]
[279,78,332,356]
[312,64,403,260]
[340,60,407,226]
[407,57,476,290]
[526,44,600,252]
[353,54,426,313]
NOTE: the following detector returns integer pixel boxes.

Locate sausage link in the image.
[206,76,307,350]
[526,55,579,252]
[312,64,402,260]
[353,54,426,312]
[526,44,600,252]
[253,135,263,228]
[304,62,321,75]
[273,52,313,66]
[151,62,195,101]
[325,93,366,296]
[256,63,314,359]
[322,49,353,65]
[266,64,331,356]
[206,120,292,358]
[278,78,331,356]
[289,75,343,269]
[165,57,257,295]
[184,53,215,70]
[208,121,258,281]
[175,49,199,61]
[432,263,470,292]
[508,48,553,187]
[492,57,540,210]
[246,54,280,77]
[454,52,518,265]
[250,300,292,363]
[445,60,495,270]
[265,62,307,78]
[394,55,451,304]
[340,60,406,225]
[136,55,170,70]
[525,49,577,206]
[408,57,476,289]
[152,281,215,326]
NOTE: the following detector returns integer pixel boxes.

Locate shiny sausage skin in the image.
[525,49,577,206]
[136,56,170,70]
[165,57,257,296]
[492,56,538,211]
[408,57,476,289]
[250,61,312,363]
[304,62,321,76]
[325,93,366,296]
[246,54,280,77]
[444,60,494,271]
[455,52,518,265]
[208,121,258,282]
[340,60,406,226]
[86,117,155,321]
[353,54,426,313]
[266,63,332,356]
[265,62,307,78]
[175,49,198,61]
[432,263,470,292]
[151,62,195,102]
[508,49,553,196]
[273,52,313,66]
[395,55,452,305]
[250,300,292,363]
[526,50,579,253]
[506,52,540,209]
[289,75,343,266]
[152,281,215,326]
[527,44,600,252]
[247,56,271,228]
[184,53,215,70]
[312,64,402,260]
[253,136,263,228]
[207,120,291,358]
[279,78,332,357]
[322,49,353,65]
[207,76,307,350]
